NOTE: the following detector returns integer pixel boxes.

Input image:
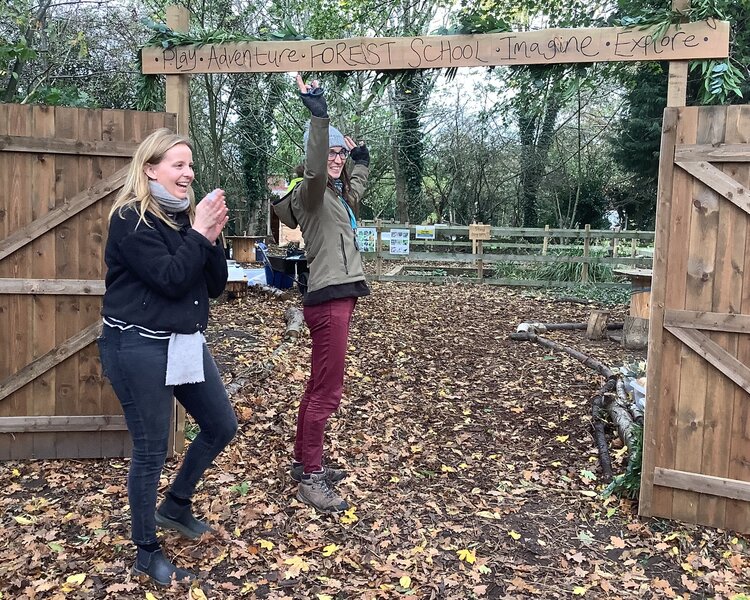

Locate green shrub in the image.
[602,424,643,500]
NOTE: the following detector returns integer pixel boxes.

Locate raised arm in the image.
[295,75,329,212]
[345,136,370,205]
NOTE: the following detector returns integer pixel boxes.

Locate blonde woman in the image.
[98,128,237,585]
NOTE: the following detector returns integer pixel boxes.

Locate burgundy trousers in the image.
[294,297,357,472]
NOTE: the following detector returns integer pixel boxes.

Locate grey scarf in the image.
[149,180,190,213]
[146,181,204,385]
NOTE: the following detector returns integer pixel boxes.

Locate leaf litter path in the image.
[2,283,749,599]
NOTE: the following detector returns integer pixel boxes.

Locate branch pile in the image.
[510,324,639,482]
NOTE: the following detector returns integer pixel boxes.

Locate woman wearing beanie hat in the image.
[272,74,371,513]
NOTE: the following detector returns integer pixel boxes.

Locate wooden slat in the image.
[0,278,105,295]
[0,165,128,262]
[99,109,128,439]
[0,134,139,157]
[0,415,127,432]
[675,144,750,162]
[4,103,33,454]
[0,321,101,403]
[642,107,694,518]
[671,106,721,525]
[639,107,680,515]
[0,106,9,456]
[663,309,750,332]
[725,104,750,532]
[75,109,103,460]
[699,107,744,526]
[654,468,750,503]
[52,106,82,458]
[30,105,57,458]
[666,326,750,395]
[676,160,750,213]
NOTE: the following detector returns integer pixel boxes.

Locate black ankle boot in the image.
[155,494,212,540]
[132,548,195,586]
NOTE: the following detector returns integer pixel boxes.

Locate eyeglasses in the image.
[327,149,350,161]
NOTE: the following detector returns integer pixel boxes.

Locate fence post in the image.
[477,239,484,283]
[375,219,383,280]
[582,224,591,283]
[631,238,638,258]
[542,224,550,255]
[611,226,620,258]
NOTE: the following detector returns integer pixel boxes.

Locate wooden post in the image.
[477,239,484,283]
[631,238,638,258]
[586,309,610,340]
[611,226,620,258]
[165,5,190,455]
[375,219,382,280]
[667,0,690,107]
[582,224,591,283]
[542,224,550,255]
[165,6,190,135]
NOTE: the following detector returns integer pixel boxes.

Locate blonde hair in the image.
[109,128,195,228]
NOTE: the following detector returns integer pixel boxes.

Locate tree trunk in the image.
[622,316,649,349]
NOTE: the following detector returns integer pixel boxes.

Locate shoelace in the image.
[319,478,337,499]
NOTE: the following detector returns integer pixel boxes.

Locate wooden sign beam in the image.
[142,21,729,75]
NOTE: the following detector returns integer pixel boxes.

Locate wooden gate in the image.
[640,105,750,533]
[0,104,178,459]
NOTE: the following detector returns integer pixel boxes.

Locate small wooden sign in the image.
[469,224,491,241]
[142,21,729,75]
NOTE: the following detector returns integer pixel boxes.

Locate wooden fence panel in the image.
[0,104,177,459]
[640,105,750,533]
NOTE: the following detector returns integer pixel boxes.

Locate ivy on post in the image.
[667,0,690,107]
[165,6,190,135]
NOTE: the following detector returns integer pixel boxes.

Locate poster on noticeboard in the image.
[415,225,436,240]
[389,229,410,255]
[356,227,377,253]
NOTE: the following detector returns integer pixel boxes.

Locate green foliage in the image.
[230,481,250,496]
[692,59,745,104]
[184,421,200,442]
[534,284,631,306]
[535,248,616,284]
[603,424,643,500]
[613,0,748,105]
[491,262,535,280]
[26,86,97,107]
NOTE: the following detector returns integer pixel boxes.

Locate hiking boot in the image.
[289,461,347,485]
[296,471,349,513]
[155,494,212,540]
[132,547,195,586]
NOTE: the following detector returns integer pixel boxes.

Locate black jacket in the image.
[102,206,228,334]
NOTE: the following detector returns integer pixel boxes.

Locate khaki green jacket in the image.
[273,117,369,294]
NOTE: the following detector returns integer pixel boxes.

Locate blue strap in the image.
[339,196,357,231]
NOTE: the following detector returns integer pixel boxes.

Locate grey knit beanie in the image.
[303,121,346,151]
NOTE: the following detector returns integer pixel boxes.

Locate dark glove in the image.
[349,143,370,167]
[299,87,328,118]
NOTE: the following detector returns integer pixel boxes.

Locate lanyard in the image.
[339,196,357,231]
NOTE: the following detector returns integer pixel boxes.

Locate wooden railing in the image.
[357,223,654,287]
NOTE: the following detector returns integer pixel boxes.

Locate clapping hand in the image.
[296,74,328,118]
[194,189,228,244]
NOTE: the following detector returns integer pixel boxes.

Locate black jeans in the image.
[98,326,237,546]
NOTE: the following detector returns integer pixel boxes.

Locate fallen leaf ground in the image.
[2,282,749,599]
